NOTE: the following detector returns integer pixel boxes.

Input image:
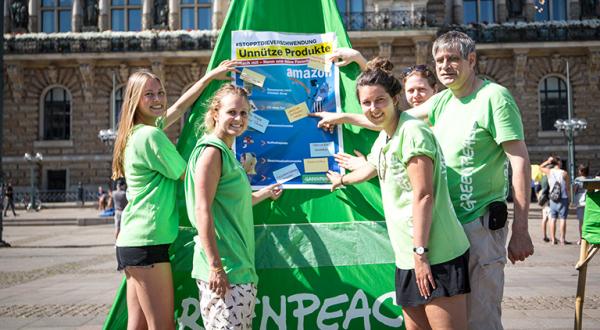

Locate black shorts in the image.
[116,244,171,271]
[395,249,470,307]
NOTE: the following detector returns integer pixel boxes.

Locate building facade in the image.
[3,0,600,199]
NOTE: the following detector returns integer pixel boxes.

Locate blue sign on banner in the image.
[232,31,344,189]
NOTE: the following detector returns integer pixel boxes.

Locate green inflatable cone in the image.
[103,0,403,328]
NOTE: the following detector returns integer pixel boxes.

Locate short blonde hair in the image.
[201,84,250,133]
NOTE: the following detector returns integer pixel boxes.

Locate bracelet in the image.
[340,174,346,187]
[210,266,225,273]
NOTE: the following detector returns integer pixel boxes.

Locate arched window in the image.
[464,0,495,23]
[43,87,71,140]
[41,0,72,32]
[337,0,364,30]
[112,86,124,129]
[534,0,567,21]
[111,0,142,31]
[181,0,212,30]
[539,75,569,131]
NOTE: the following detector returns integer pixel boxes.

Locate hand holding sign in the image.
[205,60,241,81]
[240,68,266,87]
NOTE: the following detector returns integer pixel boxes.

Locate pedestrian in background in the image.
[112,179,128,239]
[97,186,108,211]
[77,182,85,207]
[3,182,17,217]
[540,156,571,245]
[538,168,551,242]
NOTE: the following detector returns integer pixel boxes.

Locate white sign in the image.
[273,164,301,183]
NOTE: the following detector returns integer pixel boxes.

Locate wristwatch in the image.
[413,246,429,255]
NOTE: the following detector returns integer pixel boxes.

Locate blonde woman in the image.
[111,61,236,329]
[184,84,282,329]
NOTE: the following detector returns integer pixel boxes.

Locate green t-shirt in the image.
[116,124,186,247]
[427,80,524,224]
[367,112,470,270]
[184,134,258,284]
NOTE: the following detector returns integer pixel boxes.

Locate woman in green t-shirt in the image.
[111,61,238,330]
[184,84,282,329]
[326,58,470,330]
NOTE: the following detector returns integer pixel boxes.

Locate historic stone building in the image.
[2,0,600,199]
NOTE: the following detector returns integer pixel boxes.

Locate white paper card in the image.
[309,142,335,157]
[248,112,269,133]
[272,164,301,183]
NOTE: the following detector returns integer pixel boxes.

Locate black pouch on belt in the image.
[487,201,508,230]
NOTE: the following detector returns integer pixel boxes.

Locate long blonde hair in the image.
[111,70,165,179]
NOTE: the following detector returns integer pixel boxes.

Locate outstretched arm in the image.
[164,60,239,129]
[539,156,554,175]
[309,112,381,131]
[252,183,283,205]
[326,163,377,191]
[503,140,534,264]
[404,103,431,122]
[334,150,368,171]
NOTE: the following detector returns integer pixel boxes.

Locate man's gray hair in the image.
[432,31,476,59]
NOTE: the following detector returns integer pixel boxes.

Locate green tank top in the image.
[184,134,258,284]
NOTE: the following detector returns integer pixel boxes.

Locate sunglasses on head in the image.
[401,64,432,77]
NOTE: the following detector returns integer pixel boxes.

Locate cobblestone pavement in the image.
[0,304,111,318]
[0,224,121,329]
[0,206,598,329]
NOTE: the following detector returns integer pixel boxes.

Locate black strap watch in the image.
[413,246,429,255]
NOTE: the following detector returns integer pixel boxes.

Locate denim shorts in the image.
[549,198,569,219]
[115,244,170,271]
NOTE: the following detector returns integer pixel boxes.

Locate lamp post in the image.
[98,129,117,146]
[23,152,43,211]
[98,129,117,192]
[554,118,587,198]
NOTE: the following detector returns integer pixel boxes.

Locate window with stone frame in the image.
[46,169,67,194]
[112,86,124,129]
[41,0,73,33]
[336,0,364,30]
[180,0,212,30]
[463,0,495,24]
[534,0,567,21]
[43,87,71,140]
[110,0,142,31]
[539,75,569,131]
[580,0,600,18]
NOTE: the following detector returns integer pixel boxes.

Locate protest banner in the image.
[231,30,343,189]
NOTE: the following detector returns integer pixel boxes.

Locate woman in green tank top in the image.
[184,84,282,329]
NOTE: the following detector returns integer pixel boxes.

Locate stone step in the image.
[2,217,112,226]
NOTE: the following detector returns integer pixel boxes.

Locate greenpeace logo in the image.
[302,174,329,184]
[459,123,477,212]
[178,290,403,329]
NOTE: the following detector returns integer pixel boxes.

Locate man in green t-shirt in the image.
[410,31,534,330]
